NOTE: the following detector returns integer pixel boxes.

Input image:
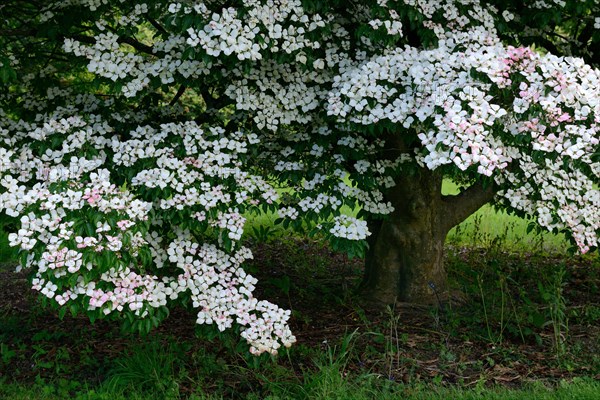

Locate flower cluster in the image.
[330,215,370,241]
[0,110,295,354]
[327,43,515,176]
[328,37,599,250]
[497,155,599,254]
[165,234,295,354]
[63,26,211,98]
[185,0,326,60]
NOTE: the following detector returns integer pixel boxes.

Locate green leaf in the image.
[0,65,16,83]
[85,222,95,236]
[69,303,79,318]
[19,251,28,269]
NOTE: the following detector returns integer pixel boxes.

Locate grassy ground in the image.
[0,204,598,399]
[441,181,570,253]
[1,377,600,399]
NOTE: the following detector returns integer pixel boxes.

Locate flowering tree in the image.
[0,0,598,354]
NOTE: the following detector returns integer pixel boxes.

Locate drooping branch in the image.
[116,36,156,55]
[169,85,187,106]
[0,28,37,37]
[146,15,168,35]
[440,182,496,233]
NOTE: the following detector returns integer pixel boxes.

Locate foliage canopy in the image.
[0,0,598,353]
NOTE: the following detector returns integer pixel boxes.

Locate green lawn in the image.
[441,181,570,253]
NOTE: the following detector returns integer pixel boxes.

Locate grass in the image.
[102,340,185,397]
[442,181,570,253]
[2,371,600,399]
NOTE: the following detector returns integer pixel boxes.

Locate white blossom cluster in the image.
[400,0,498,43]
[117,3,149,26]
[493,51,600,252]
[256,125,398,224]
[112,122,279,213]
[162,232,295,354]
[0,110,294,354]
[225,60,329,130]
[63,27,211,98]
[367,6,404,36]
[327,33,599,251]
[185,0,326,60]
[328,42,516,176]
[498,156,599,253]
[330,215,370,240]
[336,182,395,215]
[531,0,567,8]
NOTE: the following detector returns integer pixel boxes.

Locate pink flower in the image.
[117,220,134,230]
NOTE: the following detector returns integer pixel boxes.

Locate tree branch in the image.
[0,28,37,37]
[1,29,158,56]
[117,36,155,55]
[169,85,187,106]
[146,16,168,35]
[440,182,496,232]
[519,34,561,56]
[200,88,234,110]
[69,34,97,45]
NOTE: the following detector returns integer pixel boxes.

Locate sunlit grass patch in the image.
[442,181,570,253]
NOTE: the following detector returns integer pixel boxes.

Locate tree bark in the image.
[360,169,495,306]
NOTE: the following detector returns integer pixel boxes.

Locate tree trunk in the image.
[360,168,495,306]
